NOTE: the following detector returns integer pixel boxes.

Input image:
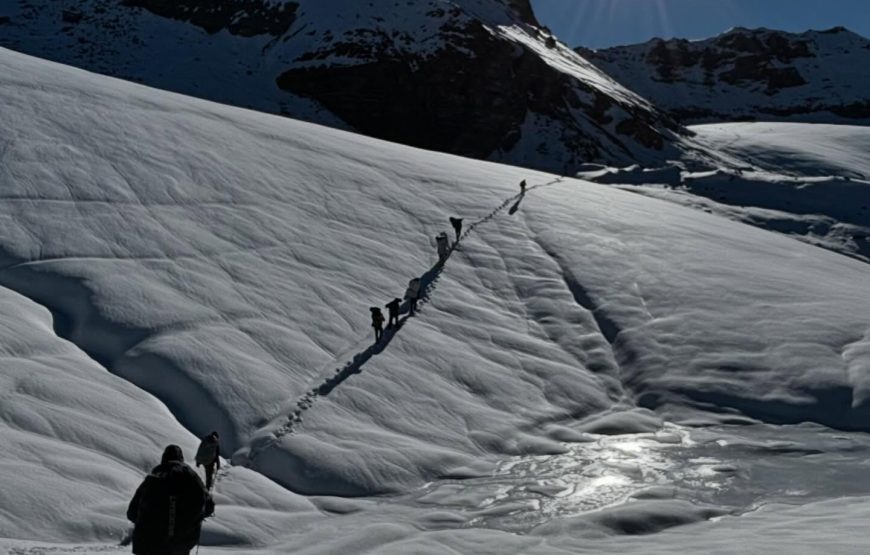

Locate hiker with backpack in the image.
[127,445,214,555]
[405,278,421,315]
[449,217,463,242]
[436,232,450,262]
[195,431,221,490]
[519,179,526,194]
[385,298,401,328]
[371,307,385,341]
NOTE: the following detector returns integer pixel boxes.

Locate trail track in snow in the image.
[247,179,564,463]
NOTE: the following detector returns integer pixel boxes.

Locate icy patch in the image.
[407,421,870,534]
[410,424,729,531]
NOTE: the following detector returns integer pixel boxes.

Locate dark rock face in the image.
[122,0,298,36]
[0,0,686,171]
[583,27,870,124]
[645,32,811,92]
[279,25,526,158]
[504,0,539,26]
[62,10,84,24]
[278,18,675,164]
[719,58,807,92]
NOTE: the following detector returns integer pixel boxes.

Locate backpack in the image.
[130,463,212,554]
[405,279,421,299]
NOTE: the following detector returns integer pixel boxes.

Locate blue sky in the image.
[531,0,870,48]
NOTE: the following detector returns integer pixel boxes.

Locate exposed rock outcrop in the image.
[0,0,687,173]
[581,27,870,124]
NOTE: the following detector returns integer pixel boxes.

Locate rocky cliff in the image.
[580,27,870,124]
[0,0,686,172]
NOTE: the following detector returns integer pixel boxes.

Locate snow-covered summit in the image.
[0,0,685,173]
[580,26,870,124]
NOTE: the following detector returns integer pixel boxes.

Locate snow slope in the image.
[601,122,870,261]
[692,122,870,179]
[2,48,870,553]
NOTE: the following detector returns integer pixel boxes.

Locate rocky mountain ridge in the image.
[0,0,685,173]
[580,27,870,124]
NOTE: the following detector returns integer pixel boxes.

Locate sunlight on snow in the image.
[414,424,734,531]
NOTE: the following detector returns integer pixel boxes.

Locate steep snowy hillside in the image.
[581,27,870,124]
[0,0,685,172]
[3,48,870,554]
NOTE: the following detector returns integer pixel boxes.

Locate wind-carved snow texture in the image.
[5,48,870,554]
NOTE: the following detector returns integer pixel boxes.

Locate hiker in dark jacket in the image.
[449,217,463,242]
[519,179,527,194]
[371,307,385,341]
[385,298,401,328]
[195,431,221,490]
[127,445,214,555]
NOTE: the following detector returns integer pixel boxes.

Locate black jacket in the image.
[127,461,214,555]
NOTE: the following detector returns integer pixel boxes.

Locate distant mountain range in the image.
[0,0,686,173]
[579,27,870,124]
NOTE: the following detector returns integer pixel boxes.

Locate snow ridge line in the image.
[245,178,563,465]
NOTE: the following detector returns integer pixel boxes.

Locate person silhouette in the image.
[405,278,421,314]
[370,307,385,341]
[385,298,401,327]
[519,179,527,194]
[194,431,221,490]
[449,217,463,242]
[436,232,450,262]
[127,445,214,555]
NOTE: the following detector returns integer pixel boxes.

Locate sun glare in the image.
[552,0,742,47]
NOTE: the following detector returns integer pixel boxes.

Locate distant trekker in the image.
[385,298,401,327]
[436,232,450,262]
[519,179,526,194]
[371,307,385,341]
[449,217,463,242]
[127,445,214,555]
[405,278,421,315]
[195,431,221,490]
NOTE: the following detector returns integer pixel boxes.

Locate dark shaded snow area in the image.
[1,49,870,554]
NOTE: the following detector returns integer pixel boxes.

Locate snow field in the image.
[605,122,870,261]
[1,48,870,553]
